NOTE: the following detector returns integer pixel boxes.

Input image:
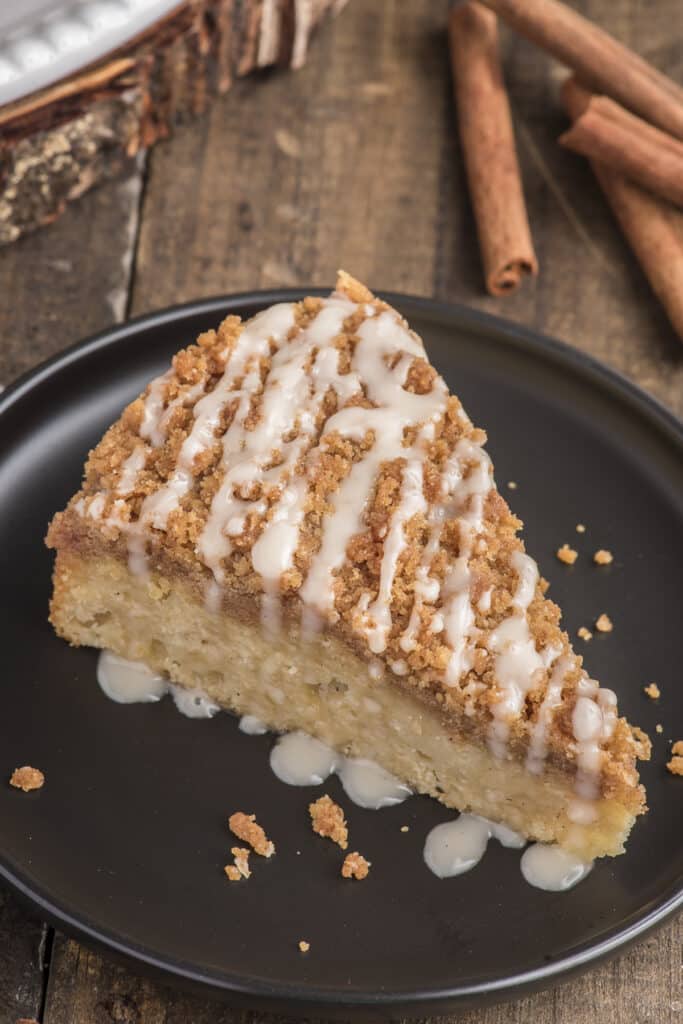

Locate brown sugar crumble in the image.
[228,812,275,857]
[10,766,44,792]
[298,940,310,953]
[341,852,371,880]
[666,741,683,776]
[309,794,348,849]
[593,549,614,565]
[595,613,613,633]
[577,627,593,642]
[644,683,661,700]
[556,544,578,565]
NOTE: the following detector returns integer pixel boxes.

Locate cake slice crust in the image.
[46,273,650,860]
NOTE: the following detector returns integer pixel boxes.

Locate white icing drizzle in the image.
[97,650,167,704]
[423,813,526,878]
[239,714,268,735]
[269,731,340,785]
[338,757,411,809]
[488,550,554,759]
[520,843,593,891]
[97,650,217,719]
[302,312,448,630]
[572,678,617,800]
[526,656,572,775]
[116,445,147,496]
[268,731,410,809]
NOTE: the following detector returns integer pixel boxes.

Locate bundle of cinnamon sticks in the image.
[448,0,683,341]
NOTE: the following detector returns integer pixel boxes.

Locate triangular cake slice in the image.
[46,273,650,859]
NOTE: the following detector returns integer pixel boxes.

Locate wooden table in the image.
[1,1,681,1021]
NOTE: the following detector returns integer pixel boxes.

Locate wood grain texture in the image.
[0,1,682,1022]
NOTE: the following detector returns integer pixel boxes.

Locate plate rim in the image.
[2,288,682,1014]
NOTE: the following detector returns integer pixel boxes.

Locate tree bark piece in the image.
[480,0,683,140]
[563,76,683,343]
[0,0,347,247]
[448,1,537,295]
[559,89,683,207]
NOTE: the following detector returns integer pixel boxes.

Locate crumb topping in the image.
[309,794,348,849]
[593,549,613,565]
[556,544,578,565]
[228,812,275,857]
[341,851,371,879]
[643,683,660,700]
[595,614,613,633]
[10,766,44,792]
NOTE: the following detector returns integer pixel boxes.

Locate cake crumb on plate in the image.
[656,724,663,734]
[400,825,410,833]
[231,847,251,878]
[10,766,44,792]
[507,481,517,490]
[309,794,348,849]
[666,741,683,776]
[228,812,275,857]
[577,627,592,641]
[556,544,578,565]
[593,549,613,565]
[342,852,371,880]
[576,523,586,533]
[224,864,241,881]
[595,613,613,633]
[644,683,661,700]
[298,940,310,952]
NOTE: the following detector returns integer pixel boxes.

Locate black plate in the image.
[1,292,682,1018]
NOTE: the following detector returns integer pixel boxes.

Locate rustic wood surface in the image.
[0,1,681,1021]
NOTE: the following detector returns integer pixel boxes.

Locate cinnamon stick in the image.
[563,78,683,342]
[480,0,683,141]
[448,2,537,296]
[559,87,683,207]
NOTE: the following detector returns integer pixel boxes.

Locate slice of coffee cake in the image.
[46,273,649,859]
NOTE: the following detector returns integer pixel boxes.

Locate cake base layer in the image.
[50,551,636,859]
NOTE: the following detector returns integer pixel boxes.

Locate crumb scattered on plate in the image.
[231,847,251,879]
[644,683,661,700]
[228,812,275,857]
[10,766,44,792]
[577,626,593,641]
[593,549,613,565]
[576,523,586,533]
[556,544,578,565]
[666,741,683,776]
[298,940,310,953]
[341,852,371,880]
[224,864,241,881]
[656,724,663,734]
[309,794,348,849]
[400,825,410,833]
[507,481,517,490]
[595,613,613,633]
